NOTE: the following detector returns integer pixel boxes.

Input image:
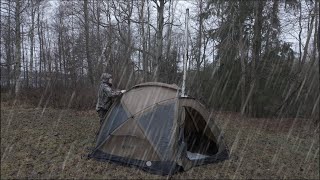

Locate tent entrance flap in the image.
[183,107,219,157]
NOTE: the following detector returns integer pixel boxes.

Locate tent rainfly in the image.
[88,82,229,175]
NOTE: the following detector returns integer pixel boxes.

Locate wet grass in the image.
[1,102,319,179]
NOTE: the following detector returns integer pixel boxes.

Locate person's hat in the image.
[101,73,112,82]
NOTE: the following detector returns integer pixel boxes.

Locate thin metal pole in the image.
[182,8,189,97]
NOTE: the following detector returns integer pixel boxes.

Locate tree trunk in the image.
[37,7,42,88]
[239,23,246,115]
[58,9,63,80]
[315,2,320,123]
[154,0,165,81]
[6,1,12,89]
[84,0,95,85]
[196,0,203,97]
[70,0,76,88]
[299,2,302,62]
[140,0,147,81]
[22,25,26,85]
[41,19,46,84]
[300,15,314,67]
[29,1,36,87]
[14,0,21,96]
[125,0,133,88]
[242,1,263,116]
[95,0,103,78]
[46,20,52,75]
[164,0,174,83]
[147,0,151,79]
[202,34,208,71]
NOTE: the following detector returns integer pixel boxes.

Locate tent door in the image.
[182,107,219,160]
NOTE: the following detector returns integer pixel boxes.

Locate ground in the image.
[1,100,319,179]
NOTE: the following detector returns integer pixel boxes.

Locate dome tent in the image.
[88,82,229,175]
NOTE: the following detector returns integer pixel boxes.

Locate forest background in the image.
[1,0,319,120]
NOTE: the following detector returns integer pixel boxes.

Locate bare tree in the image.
[14,0,21,95]
[152,0,166,80]
[84,0,94,85]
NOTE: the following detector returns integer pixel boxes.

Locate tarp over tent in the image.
[88,82,229,175]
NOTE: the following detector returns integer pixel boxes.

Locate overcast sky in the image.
[46,0,312,49]
[4,0,313,67]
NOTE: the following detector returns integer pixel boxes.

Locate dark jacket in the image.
[96,82,119,111]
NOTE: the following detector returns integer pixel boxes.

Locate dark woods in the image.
[1,0,319,119]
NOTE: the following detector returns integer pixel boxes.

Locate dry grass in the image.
[1,101,319,179]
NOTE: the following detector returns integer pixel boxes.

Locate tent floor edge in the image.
[89,149,181,176]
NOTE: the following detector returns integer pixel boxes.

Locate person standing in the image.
[96,73,122,125]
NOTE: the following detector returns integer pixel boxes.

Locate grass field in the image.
[1,100,319,179]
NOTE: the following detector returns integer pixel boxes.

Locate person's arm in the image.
[106,86,121,98]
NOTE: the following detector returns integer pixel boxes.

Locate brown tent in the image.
[88,82,229,175]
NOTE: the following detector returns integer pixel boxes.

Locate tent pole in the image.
[182,8,189,97]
